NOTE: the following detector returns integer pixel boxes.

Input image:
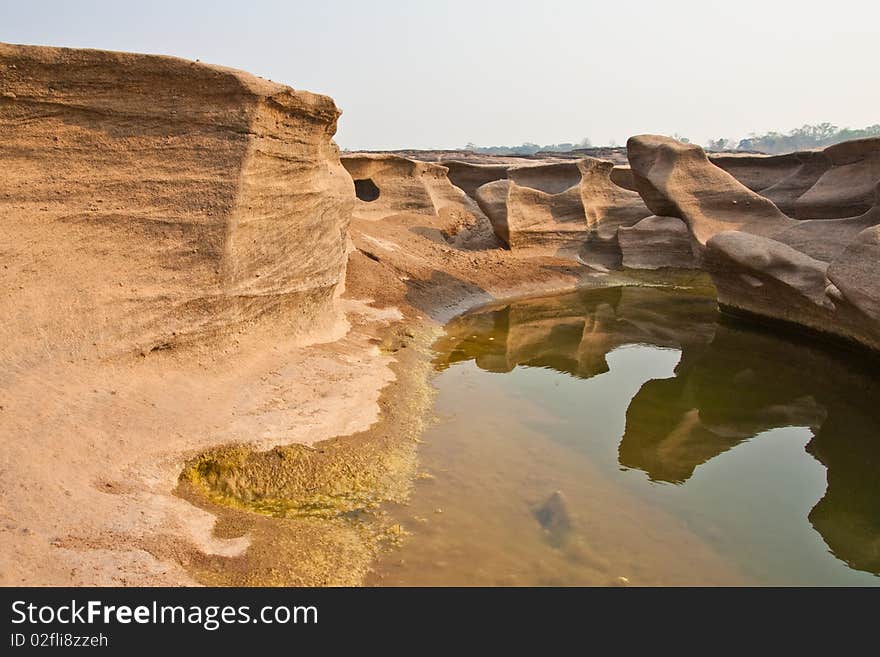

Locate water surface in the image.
[368,286,880,586]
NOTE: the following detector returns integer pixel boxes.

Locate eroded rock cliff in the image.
[0,42,354,363]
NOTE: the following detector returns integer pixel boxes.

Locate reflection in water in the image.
[370,287,880,585]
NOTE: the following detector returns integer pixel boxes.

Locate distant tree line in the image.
[463,123,880,157]
[707,123,880,154]
[464,137,592,156]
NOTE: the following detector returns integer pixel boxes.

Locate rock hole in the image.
[354,178,380,202]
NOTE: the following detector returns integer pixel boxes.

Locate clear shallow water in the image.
[368,286,880,586]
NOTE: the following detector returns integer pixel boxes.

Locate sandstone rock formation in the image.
[704,192,880,352]
[609,165,639,192]
[793,138,880,219]
[627,134,880,353]
[627,135,795,246]
[473,179,513,244]
[341,152,501,250]
[0,42,353,361]
[711,138,880,220]
[441,160,510,200]
[756,151,830,217]
[474,158,650,265]
[618,215,698,269]
[341,153,484,222]
[709,152,802,193]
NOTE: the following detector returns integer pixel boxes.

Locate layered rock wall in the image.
[0,43,353,361]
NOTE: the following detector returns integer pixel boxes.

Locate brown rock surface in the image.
[711,138,880,221]
[704,231,834,329]
[440,160,510,199]
[794,138,880,219]
[751,150,831,217]
[576,159,653,266]
[0,42,354,361]
[703,194,880,353]
[474,158,649,263]
[626,135,794,245]
[618,215,698,270]
[824,224,880,350]
[341,153,498,249]
[628,135,880,353]
[609,165,639,192]
[342,154,476,220]
[709,152,802,192]
[474,179,513,245]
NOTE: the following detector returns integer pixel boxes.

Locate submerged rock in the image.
[534,490,573,540]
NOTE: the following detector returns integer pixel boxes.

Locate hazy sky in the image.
[2,0,878,150]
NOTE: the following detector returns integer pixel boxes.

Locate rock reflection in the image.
[434,286,880,576]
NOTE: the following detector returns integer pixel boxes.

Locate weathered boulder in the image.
[824,225,880,350]
[702,181,880,352]
[618,215,698,270]
[474,158,650,263]
[0,43,353,360]
[704,231,834,332]
[767,204,880,263]
[577,158,653,265]
[626,135,794,246]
